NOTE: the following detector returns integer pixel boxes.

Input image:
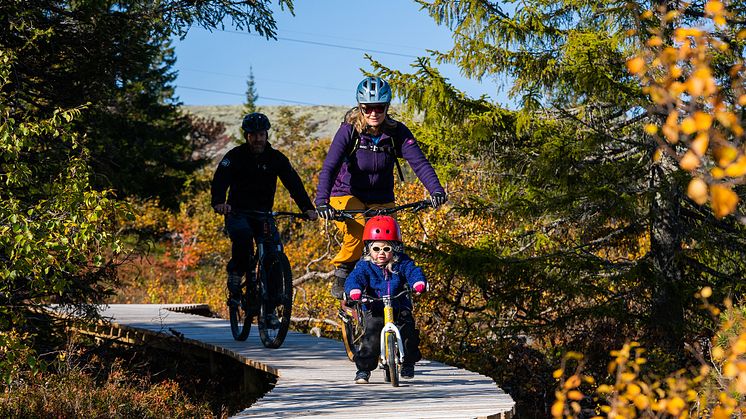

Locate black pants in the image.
[354,308,422,372]
[224,213,280,275]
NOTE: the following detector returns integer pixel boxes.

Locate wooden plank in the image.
[97,304,515,418]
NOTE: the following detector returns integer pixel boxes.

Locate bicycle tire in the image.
[229,274,255,341]
[258,252,293,348]
[340,303,365,361]
[386,332,400,387]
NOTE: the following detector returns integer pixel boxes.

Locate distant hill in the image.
[185,105,349,139]
[183,104,411,161]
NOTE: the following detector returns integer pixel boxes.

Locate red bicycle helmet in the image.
[362,216,401,242]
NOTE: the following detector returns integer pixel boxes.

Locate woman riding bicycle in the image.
[315,76,447,299]
[345,216,427,384]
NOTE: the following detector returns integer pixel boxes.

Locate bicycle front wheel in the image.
[258,252,293,348]
[386,332,400,387]
[229,274,254,341]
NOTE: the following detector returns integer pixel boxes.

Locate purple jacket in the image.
[315,122,444,205]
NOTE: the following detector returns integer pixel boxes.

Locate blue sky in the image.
[171,0,503,107]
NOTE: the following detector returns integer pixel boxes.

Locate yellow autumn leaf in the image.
[714,15,726,26]
[666,397,686,415]
[711,184,739,218]
[597,384,613,393]
[687,77,705,97]
[711,167,726,179]
[705,0,724,15]
[551,401,564,417]
[553,368,564,379]
[568,390,584,401]
[687,178,709,205]
[724,156,746,177]
[627,57,645,75]
[714,145,738,166]
[693,111,712,131]
[679,150,701,170]
[738,94,746,106]
[626,383,641,396]
[700,286,712,298]
[621,372,636,383]
[634,394,650,409]
[647,36,663,47]
[734,338,746,355]
[713,406,732,419]
[680,117,697,134]
[644,124,658,135]
[653,148,663,162]
[641,10,654,19]
[712,346,725,360]
[564,374,581,389]
[691,133,709,156]
[724,361,738,377]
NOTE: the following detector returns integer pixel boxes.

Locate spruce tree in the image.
[373,0,746,373]
[244,66,259,114]
[0,0,293,208]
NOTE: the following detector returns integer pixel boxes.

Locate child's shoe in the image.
[400,363,415,379]
[354,370,370,384]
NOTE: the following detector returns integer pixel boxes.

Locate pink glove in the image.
[413,281,426,294]
[349,289,362,300]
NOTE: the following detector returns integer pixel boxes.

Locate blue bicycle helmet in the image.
[241,112,271,134]
[356,77,392,104]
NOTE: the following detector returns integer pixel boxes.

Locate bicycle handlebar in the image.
[332,199,433,221]
[347,288,414,305]
[234,209,311,220]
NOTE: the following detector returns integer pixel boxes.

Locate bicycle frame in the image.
[380,294,405,365]
[358,288,410,386]
[227,209,307,347]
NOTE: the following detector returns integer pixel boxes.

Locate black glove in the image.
[430,191,447,208]
[316,203,335,220]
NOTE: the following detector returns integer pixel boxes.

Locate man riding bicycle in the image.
[211,112,317,317]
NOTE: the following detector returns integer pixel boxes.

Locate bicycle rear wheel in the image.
[229,274,256,341]
[340,302,365,361]
[258,252,293,348]
[386,332,400,387]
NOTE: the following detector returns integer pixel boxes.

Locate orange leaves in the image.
[626,57,646,75]
[631,4,746,219]
[711,184,739,218]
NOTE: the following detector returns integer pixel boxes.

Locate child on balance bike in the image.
[344,215,427,384]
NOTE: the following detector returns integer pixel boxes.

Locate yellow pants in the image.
[329,195,394,266]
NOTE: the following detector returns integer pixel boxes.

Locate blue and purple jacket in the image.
[315,122,444,205]
[344,254,427,311]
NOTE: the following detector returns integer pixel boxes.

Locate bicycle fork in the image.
[379,303,405,365]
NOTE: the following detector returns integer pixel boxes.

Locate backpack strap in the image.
[346,128,404,182]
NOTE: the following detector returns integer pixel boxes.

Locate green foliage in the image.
[369,0,746,393]
[0,49,128,387]
[0,0,294,208]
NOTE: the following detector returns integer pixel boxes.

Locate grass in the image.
[0,328,273,418]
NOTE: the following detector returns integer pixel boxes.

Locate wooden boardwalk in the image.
[97,304,515,418]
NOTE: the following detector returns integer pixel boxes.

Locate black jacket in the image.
[211,142,314,212]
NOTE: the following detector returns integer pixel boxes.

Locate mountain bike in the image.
[355,288,412,387]
[334,199,432,361]
[228,210,308,348]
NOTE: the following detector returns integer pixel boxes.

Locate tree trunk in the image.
[647,162,685,361]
